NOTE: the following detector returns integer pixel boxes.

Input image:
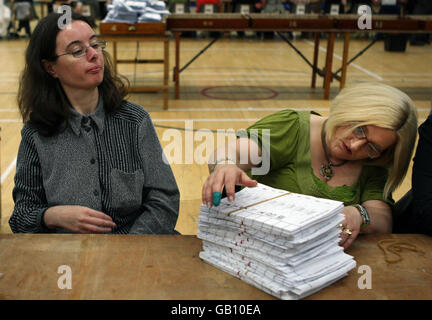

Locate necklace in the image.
[320,122,347,181]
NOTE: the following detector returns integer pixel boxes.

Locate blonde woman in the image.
[202,82,418,249]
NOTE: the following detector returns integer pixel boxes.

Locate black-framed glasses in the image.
[55,40,107,59]
[352,126,381,159]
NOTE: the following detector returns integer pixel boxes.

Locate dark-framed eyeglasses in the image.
[352,126,381,159]
[55,40,107,59]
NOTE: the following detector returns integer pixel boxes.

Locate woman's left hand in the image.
[339,206,363,250]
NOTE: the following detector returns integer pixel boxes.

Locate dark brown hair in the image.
[18,13,129,136]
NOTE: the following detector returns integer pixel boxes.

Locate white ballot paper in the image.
[197,183,356,300]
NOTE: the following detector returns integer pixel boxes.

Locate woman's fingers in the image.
[86,209,116,225]
[239,171,258,188]
[224,171,258,204]
[45,205,116,234]
[202,176,220,208]
[82,215,116,228]
[206,170,228,207]
[338,206,364,250]
[338,223,360,250]
[202,166,258,208]
[224,170,240,202]
[70,207,116,233]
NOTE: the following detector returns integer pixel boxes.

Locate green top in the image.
[240,110,393,206]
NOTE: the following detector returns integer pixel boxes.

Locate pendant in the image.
[320,164,334,181]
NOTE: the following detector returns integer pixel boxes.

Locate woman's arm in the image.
[128,116,180,234]
[202,138,260,208]
[362,200,393,233]
[207,137,262,173]
[203,110,301,207]
[43,205,116,233]
[10,129,50,233]
[339,200,392,249]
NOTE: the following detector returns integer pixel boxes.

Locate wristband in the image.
[353,204,370,228]
[209,157,236,173]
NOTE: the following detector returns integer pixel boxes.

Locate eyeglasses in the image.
[55,40,107,59]
[352,126,381,159]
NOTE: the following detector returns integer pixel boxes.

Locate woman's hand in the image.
[43,205,117,233]
[339,200,393,249]
[202,163,258,208]
[339,205,363,250]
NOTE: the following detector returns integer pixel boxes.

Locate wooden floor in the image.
[1,21,432,234]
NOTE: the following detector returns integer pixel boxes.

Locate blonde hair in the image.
[325,82,418,199]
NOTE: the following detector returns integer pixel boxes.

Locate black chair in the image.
[393,189,414,233]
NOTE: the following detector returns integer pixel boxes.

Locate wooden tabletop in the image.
[0,233,430,300]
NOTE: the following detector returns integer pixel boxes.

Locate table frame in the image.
[167,13,432,100]
[101,34,170,110]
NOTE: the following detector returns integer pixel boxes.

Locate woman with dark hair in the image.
[10,13,180,234]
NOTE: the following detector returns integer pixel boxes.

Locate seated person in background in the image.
[260,0,286,38]
[10,0,37,38]
[346,0,384,13]
[262,0,285,13]
[168,0,191,13]
[202,83,418,249]
[323,0,346,14]
[232,0,262,37]
[408,0,432,46]
[52,0,99,27]
[51,0,83,14]
[285,1,321,39]
[393,109,432,236]
[10,13,180,234]
[287,0,322,13]
[232,0,263,13]
[196,0,221,12]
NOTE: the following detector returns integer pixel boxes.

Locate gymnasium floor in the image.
[1,23,431,234]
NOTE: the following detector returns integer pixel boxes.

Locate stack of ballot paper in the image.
[197,183,356,300]
[103,0,170,24]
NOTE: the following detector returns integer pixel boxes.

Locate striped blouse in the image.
[10,99,180,234]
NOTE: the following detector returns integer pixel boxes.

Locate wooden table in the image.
[99,23,170,109]
[0,233,431,300]
[167,13,432,100]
